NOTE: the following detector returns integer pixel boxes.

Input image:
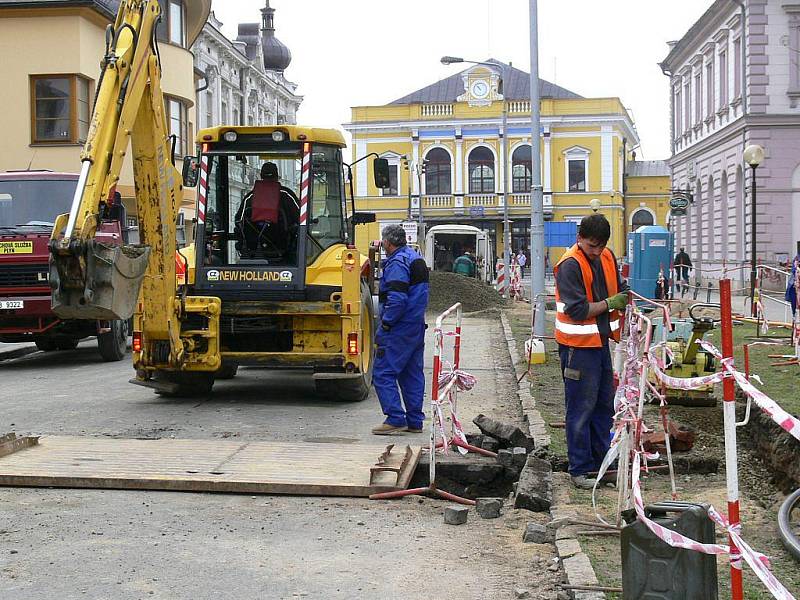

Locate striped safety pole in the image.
[299,143,311,225]
[196,155,209,225]
[496,260,506,296]
[720,278,744,600]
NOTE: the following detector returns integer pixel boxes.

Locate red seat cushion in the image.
[250,180,280,223]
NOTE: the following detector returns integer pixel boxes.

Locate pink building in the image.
[660,0,800,281]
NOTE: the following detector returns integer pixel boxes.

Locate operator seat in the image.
[235,162,296,260]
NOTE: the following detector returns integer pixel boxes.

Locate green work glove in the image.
[605,292,628,311]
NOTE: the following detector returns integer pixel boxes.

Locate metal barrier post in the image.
[720,278,744,600]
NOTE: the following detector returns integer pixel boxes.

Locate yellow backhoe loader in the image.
[49,0,388,400]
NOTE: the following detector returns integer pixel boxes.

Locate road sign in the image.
[401,221,418,243]
[669,195,690,210]
[469,205,485,218]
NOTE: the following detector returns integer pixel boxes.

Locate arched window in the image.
[512,145,532,193]
[631,209,654,230]
[468,146,495,193]
[424,148,451,195]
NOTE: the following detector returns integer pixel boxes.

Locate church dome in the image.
[260,1,291,72]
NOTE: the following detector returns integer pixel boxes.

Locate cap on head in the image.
[261,162,279,179]
[381,224,407,248]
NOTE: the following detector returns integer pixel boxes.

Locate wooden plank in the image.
[0,436,421,497]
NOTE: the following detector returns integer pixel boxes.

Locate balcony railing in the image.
[421,103,454,118]
[418,192,553,214]
[424,194,453,208]
[508,100,531,113]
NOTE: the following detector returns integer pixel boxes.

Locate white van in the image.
[424,224,494,284]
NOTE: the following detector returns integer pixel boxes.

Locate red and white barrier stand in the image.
[370,303,491,506]
[496,259,506,297]
[596,281,799,599]
[509,257,523,301]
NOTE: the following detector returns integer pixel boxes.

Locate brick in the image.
[475,497,503,519]
[514,456,553,512]
[522,522,550,543]
[473,414,535,452]
[443,505,469,525]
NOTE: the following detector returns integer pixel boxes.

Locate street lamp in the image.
[743,143,764,317]
[441,55,511,298]
[589,198,601,213]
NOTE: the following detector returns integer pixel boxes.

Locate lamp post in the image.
[743,143,764,317]
[441,55,511,298]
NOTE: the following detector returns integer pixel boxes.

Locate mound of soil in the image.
[427,271,509,314]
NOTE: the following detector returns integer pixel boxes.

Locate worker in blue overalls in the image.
[372,224,430,435]
[554,214,628,489]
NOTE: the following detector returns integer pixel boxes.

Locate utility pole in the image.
[529,0,545,336]
[502,63,511,300]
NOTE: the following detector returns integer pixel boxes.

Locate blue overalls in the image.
[373,244,429,429]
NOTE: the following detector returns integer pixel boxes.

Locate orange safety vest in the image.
[554,244,621,347]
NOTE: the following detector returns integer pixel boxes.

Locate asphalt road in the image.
[0,319,560,600]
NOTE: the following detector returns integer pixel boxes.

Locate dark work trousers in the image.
[558,343,615,477]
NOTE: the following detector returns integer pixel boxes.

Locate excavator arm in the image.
[49,0,183,360]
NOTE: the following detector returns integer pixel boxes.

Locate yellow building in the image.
[625,160,671,233]
[0,0,210,217]
[344,60,667,261]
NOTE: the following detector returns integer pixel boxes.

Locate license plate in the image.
[0,241,33,254]
[0,300,24,310]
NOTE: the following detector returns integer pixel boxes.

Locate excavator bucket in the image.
[50,241,150,321]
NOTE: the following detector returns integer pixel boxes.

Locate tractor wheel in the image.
[153,371,215,397]
[315,282,374,402]
[55,337,80,351]
[34,338,58,352]
[214,364,239,380]
[98,319,128,362]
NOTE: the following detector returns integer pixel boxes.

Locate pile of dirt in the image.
[427,271,509,314]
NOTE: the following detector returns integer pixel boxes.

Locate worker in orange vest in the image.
[554,214,628,489]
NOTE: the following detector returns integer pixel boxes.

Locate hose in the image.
[778,487,800,562]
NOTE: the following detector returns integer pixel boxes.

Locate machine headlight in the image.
[223,131,238,142]
[271,130,286,142]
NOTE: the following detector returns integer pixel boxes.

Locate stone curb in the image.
[498,312,605,600]
[498,312,550,448]
[0,346,37,362]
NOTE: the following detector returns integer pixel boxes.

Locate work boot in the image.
[570,475,597,490]
[371,423,406,435]
[405,427,424,433]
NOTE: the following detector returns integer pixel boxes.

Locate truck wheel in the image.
[98,319,128,362]
[214,364,239,380]
[153,371,215,397]
[35,338,58,352]
[55,337,80,351]
[315,282,374,402]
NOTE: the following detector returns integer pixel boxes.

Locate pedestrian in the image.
[453,250,476,278]
[554,214,628,489]
[673,247,693,297]
[517,249,527,277]
[371,224,430,435]
[785,243,800,314]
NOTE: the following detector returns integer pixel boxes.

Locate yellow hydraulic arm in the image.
[49,0,183,357]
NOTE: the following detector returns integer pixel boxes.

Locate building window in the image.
[684,81,691,132]
[706,63,714,117]
[30,74,91,144]
[694,73,702,125]
[567,159,586,192]
[631,208,654,230]
[165,95,188,156]
[719,50,728,107]
[205,91,213,128]
[381,164,398,196]
[511,145,532,193]
[156,0,186,47]
[733,38,742,98]
[425,148,451,195]
[468,147,494,193]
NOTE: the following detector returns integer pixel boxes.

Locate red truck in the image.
[0,170,128,361]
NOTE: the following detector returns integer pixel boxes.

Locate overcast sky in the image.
[211,0,710,160]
